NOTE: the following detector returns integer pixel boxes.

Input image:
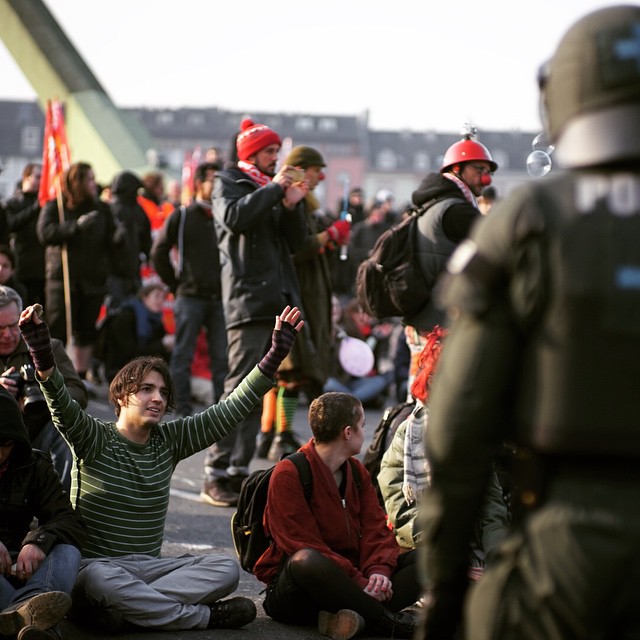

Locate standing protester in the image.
[403,128,497,396]
[18,302,303,634]
[36,161,125,383]
[0,386,86,640]
[258,145,350,461]
[419,6,640,639]
[107,170,151,311]
[4,163,45,306]
[208,119,308,506]
[151,162,226,419]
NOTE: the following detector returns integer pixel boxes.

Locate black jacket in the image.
[110,171,152,283]
[4,190,44,281]
[151,202,221,299]
[37,199,121,294]
[411,172,480,243]
[0,391,86,560]
[213,167,306,328]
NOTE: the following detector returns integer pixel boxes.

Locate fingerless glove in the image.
[258,322,298,378]
[19,320,55,372]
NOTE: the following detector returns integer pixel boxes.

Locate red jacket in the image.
[255,439,403,587]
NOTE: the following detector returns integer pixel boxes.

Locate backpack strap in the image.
[286,451,360,497]
[287,451,313,502]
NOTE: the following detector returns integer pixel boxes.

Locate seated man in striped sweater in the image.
[17,303,303,634]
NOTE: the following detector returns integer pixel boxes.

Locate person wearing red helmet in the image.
[402,128,498,397]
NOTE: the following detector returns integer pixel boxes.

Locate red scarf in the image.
[443,172,478,208]
[238,161,272,187]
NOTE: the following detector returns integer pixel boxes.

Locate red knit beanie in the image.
[236,119,282,161]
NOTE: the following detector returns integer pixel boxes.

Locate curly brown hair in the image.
[108,356,175,417]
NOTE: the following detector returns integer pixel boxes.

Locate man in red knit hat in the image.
[204,119,309,506]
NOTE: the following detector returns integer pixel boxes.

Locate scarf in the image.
[402,403,430,505]
[127,298,163,347]
[443,172,478,208]
[238,161,272,187]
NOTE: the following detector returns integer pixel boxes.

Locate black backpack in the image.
[231,452,361,574]
[363,400,415,507]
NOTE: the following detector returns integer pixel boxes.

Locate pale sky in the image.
[0,0,629,133]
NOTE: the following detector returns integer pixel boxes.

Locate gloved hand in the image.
[326,219,351,246]
[258,309,302,379]
[18,306,55,373]
[76,210,100,230]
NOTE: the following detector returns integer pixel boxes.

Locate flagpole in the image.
[54,175,74,349]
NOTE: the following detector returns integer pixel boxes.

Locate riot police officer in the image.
[419,5,640,639]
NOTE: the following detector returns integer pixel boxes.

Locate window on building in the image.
[156,112,174,126]
[295,116,314,132]
[187,112,205,127]
[21,126,40,154]
[414,152,430,172]
[318,118,337,132]
[492,149,509,170]
[376,148,397,171]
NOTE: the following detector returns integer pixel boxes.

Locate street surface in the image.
[60,381,396,639]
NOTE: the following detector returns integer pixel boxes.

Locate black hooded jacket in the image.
[0,388,86,560]
[110,171,152,282]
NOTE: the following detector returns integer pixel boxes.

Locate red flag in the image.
[38,99,71,206]
[180,146,201,205]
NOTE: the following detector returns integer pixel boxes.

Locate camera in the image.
[7,364,46,414]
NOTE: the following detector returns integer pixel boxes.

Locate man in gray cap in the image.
[418,5,640,639]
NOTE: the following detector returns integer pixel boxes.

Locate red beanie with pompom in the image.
[236,118,282,161]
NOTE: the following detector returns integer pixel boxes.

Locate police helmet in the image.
[540,5,640,168]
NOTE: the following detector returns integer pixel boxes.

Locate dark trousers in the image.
[264,548,420,627]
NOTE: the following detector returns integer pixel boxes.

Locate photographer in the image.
[0,286,87,491]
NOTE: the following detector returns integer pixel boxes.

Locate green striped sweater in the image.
[41,366,272,558]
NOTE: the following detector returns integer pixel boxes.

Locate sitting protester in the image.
[255,391,420,640]
[97,281,173,382]
[379,327,508,569]
[0,386,87,640]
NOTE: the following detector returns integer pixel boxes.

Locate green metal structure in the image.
[0,0,154,183]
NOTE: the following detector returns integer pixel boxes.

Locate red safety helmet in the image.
[440,136,498,173]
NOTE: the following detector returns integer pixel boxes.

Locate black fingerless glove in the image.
[258,322,298,378]
[19,319,55,372]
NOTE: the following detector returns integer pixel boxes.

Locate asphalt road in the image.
[60,382,396,640]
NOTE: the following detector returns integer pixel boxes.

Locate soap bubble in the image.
[527,150,552,178]
[532,132,555,155]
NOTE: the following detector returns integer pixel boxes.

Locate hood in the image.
[111,171,143,199]
[411,172,464,207]
[0,386,31,463]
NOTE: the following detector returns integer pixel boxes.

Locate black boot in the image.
[375,609,417,639]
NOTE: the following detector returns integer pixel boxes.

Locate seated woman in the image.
[98,281,174,382]
[324,297,395,408]
[255,392,420,640]
[379,327,508,572]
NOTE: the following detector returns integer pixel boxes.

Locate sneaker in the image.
[376,609,417,639]
[207,597,256,629]
[0,592,71,635]
[318,609,365,640]
[200,479,239,507]
[267,431,301,462]
[18,626,58,640]
[255,431,274,459]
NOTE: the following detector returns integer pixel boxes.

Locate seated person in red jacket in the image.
[254,392,420,640]
[98,282,174,382]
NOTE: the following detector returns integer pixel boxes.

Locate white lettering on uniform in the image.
[576,174,640,216]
